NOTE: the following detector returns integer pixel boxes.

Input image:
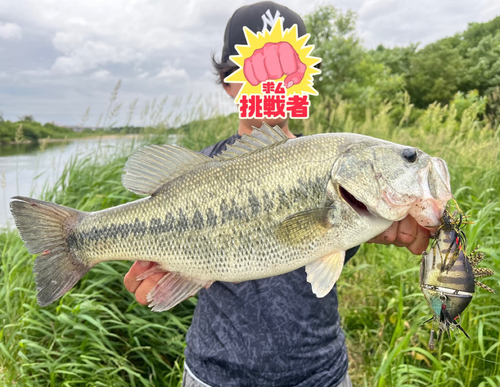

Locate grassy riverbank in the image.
[1,99,499,386]
[0,119,151,145]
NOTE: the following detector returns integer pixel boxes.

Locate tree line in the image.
[305,6,500,125]
[3,6,500,144]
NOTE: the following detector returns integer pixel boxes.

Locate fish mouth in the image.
[339,186,371,216]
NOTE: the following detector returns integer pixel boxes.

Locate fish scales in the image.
[72,134,343,281]
[10,124,453,311]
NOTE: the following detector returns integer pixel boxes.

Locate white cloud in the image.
[359,0,399,20]
[356,0,498,48]
[0,22,22,39]
[156,63,189,82]
[20,69,51,76]
[480,0,500,19]
[52,31,86,54]
[2,0,500,124]
[52,40,143,74]
[90,69,110,79]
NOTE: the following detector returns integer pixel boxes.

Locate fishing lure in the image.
[420,210,495,349]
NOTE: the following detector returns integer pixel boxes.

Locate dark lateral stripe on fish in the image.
[70,177,325,247]
[9,125,457,311]
[248,190,262,215]
[219,199,249,223]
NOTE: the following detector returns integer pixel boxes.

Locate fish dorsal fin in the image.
[214,123,289,161]
[305,251,346,297]
[122,144,211,195]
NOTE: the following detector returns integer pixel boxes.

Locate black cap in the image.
[221,1,307,66]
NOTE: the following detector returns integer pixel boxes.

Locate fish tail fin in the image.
[10,196,90,307]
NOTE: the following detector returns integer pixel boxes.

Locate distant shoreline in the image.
[3,134,142,145]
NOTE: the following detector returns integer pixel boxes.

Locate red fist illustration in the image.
[243,42,307,88]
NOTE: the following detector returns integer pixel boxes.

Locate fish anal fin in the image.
[305,251,345,298]
[122,144,211,195]
[275,208,332,246]
[146,272,212,312]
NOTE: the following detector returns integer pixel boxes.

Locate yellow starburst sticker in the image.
[225,18,321,119]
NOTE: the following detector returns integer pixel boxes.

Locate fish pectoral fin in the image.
[146,272,212,312]
[122,144,212,195]
[305,251,345,298]
[275,208,333,246]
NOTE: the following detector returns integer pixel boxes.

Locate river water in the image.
[0,136,142,229]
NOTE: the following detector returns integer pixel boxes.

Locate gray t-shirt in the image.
[185,134,358,387]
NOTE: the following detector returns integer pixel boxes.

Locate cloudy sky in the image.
[1,0,500,126]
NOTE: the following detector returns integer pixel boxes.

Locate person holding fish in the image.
[10,2,448,386]
[123,2,433,387]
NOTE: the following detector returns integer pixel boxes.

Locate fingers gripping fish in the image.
[11,124,452,312]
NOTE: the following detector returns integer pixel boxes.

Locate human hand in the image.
[124,217,429,305]
[243,42,307,88]
[124,261,163,305]
[367,215,431,255]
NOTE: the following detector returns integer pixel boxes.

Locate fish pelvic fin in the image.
[305,251,345,297]
[146,272,212,312]
[10,196,90,307]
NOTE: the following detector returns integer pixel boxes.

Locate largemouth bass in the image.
[10,124,452,311]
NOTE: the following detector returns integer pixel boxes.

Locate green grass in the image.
[311,98,500,387]
[0,138,191,386]
[1,99,499,386]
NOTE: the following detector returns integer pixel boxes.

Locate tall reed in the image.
[302,97,500,387]
[0,96,498,386]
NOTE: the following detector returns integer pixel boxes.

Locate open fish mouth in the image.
[340,182,445,227]
[339,186,371,216]
[410,157,453,228]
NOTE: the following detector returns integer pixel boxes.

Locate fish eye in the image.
[401,148,417,163]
